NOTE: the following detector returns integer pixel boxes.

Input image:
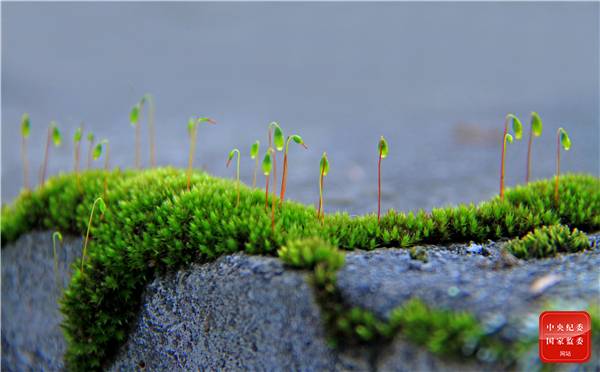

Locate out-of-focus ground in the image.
[2,2,598,215]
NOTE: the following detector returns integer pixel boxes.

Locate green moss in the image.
[278,237,344,270]
[1,169,598,370]
[324,174,599,250]
[280,239,516,364]
[281,238,598,369]
[506,224,591,259]
[409,246,428,262]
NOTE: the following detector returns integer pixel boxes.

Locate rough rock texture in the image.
[338,240,600,369]
[109,254,371,371]
[2,232,599,371]
[1,231,82,372]
[110,253,488,372]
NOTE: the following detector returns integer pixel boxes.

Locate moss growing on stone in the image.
[325,173,599,250]
[282,238,599,368]
[409,246,428,262]
[1,169,598,370]
[278,237,344,271]
[506,224,591,259]
[282,239,517,365]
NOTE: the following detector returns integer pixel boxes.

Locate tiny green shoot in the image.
[52,231,63,291]
[39,121,62,186]
[92,140,106,198]
[130,103,142,169]
[378,136,388,223]
[226,148,241,207]
[73,125,83,188]
[81,197,106,273]
[86,132,95,169]
[186,117,216,191]
[555,127,571,204]
[262,149,273,211]
[267,122,284,201]
[92,141,103,162]
[262,149,277,232]
[499,114,522,200]
[92,141,105,195]
[317,152,329,221]
[250,140,260,188]
[280,134,308,206]
[526,112,543,183]
[20,113,31,190]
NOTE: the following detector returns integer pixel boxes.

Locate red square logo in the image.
[539,311,591,363]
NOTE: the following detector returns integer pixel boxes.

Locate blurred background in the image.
[2,2,598,215]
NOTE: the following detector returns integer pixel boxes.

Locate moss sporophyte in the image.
[262,149,278,231]
[81,197,106,272]
[20,113,31,190]
[267,122,284,202]
[377,136,389,223]
[226,148,241,207]
[499,114,522,200]
[555,127,571,204]
[250,140,260,188]
[525,112,543,183]
[52,231,63,291]
[129,103,142,169]
[186,117,217,191]
[280,134,308,206]
[262,149,273,210]
[317,152,329,221]
[2,170,598,370]
[91,139,109,197]
[39,121,62,186]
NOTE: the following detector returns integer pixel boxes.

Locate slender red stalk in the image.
[280,141,307,206]
[272,152,277,198]
[555,130,561,204]
[270,145,277,230]
[377,146,383,222]
[39,126,52,186]
[187,127,197,191]
[21,135,29,190]
[265,174,270,210]
[266,131,273,210]
[252,156,258,188]
[526,127,533,183]
[268,128,278,203]
[318,168,325,221]
[316,193,321,218]
[271,175,276,232]
[499,120,508,200]
[280,152,288,205]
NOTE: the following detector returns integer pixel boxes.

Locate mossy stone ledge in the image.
[1,169,598,370]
